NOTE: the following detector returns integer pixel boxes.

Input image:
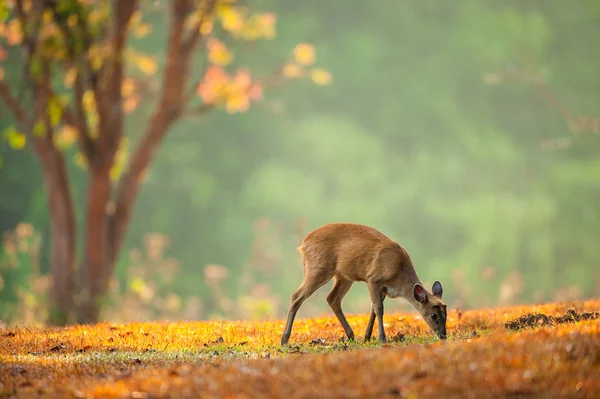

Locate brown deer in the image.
[281,222,447,345]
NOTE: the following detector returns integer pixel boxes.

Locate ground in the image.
[1,299,599,398]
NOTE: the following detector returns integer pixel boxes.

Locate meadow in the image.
[1,299,599,398]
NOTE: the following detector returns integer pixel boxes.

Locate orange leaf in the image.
[258,13,276,39]
[67,15,78,28]
[310,68,332,86]
[233,68,252,88]
[207,39,233,66]
[248,84,263,101]
[293,43,315,66]
[134,54,158,76]
[58,125,78,148]
[197,65,231,104]
[6,19,23,46]
[282,63,303,78]
[121,78,136,97]
[218,5,244,35]
[74,152,88,169]
[123,95,139,114]
[200,20,213,36]
[133,23,152,38]
[63,68,77,89]
[225,91,250,113]
[204,65,230,83]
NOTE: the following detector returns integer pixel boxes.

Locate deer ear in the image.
[413,283,428,304]
[432,280,443,298]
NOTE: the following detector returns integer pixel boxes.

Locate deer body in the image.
[280,223,447,345]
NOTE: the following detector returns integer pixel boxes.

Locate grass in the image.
[1,299,599,398]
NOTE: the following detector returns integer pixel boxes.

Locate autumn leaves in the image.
[197,65,263,114]
[196,39,332,114]
[0,0,332,182]
[193,1,332,114]
[286,43,332,85]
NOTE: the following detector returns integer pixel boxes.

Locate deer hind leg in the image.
[281,266,333,345]
[327,277,355,341]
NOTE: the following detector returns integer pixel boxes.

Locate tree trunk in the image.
[29,0,207,325]
[35,140,77,325]
[71,1,140,325]
[28,60,78,326]
[77,166,113,324]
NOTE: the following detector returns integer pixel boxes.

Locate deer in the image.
[280,222,447,345]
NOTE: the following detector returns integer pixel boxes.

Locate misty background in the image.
[1,0,599,324]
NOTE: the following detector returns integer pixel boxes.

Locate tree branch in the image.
[14,0,39,59]
[106,0,140,108]
[182,0,217,55]
[44,0,97,160]
[49,81,96,160]
[183,102,214,117]
[0,82,26,124]
[45,0,93,60]
[108,0,199,271]
[93,0,139,169]
[182,0,218,103]
[489,66,600,135]
[72,70,96,160]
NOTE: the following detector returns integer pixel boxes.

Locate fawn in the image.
[281,222,447,345]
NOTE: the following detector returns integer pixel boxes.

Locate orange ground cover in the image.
[1,299,599,398]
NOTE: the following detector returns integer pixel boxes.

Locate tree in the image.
[0,0,330,324]
[483,62,600,149]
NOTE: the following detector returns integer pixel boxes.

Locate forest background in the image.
[1,0,600,326]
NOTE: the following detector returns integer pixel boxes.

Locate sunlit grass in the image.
[1,299,599,398]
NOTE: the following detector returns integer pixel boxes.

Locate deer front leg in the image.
[367,282,386,343]
[364,292,387,341]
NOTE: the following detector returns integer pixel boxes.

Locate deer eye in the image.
[431,313,437,320]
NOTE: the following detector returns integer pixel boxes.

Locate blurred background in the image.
[1,0,600,326]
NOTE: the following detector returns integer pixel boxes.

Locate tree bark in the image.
[74,1,139,324]
[37,144,78,325]
[32,77,78,325]
[78,166,112,323]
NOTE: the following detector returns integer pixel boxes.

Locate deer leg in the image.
[364,292,386,341]
[327,277,355,341]
[281,271,332,345]
[367,282,387,343]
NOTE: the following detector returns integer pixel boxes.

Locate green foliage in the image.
[3,127,26,149]
[0,3,9,22]
[47,96,63,127]
[2,0,600,321]
[0,223,47,324]
[33,121,45,137]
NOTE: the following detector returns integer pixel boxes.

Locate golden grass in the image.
[1,299,599,398]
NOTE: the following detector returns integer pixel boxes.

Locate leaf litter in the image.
[0,299,598,398]
[505,308,599,331]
